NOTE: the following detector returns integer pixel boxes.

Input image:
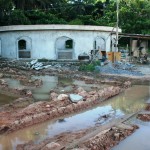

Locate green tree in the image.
[96,0,150,34]
[0,0,13,25]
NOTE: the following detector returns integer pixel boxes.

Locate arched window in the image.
[56,36,74,59]
[18,40,26,50]
[65,39,73,49]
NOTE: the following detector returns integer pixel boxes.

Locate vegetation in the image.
[79,60,100,72]
[0,0,150,34]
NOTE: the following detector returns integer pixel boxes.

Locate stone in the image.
[46,105,50,108]
[76,87,85,93]
[50,92,58,100]
[26,90,32,97]
[0,73,3,78]
[69,94,83,103]
[78,90,88,97]
[45,142,61,149]
[57,94,68,101]
[72,148,85,150]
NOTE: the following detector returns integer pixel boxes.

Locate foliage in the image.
[25,10,67,24]
[8,10,31,25]
[78,60,100,72]
[69,18,83,25]
[96,0,150,34]
[0,0,150,35]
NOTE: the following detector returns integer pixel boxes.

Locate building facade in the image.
[0,25,120,60]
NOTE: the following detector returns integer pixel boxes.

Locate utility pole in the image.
[114,0,119,62]
[116,0,119,53]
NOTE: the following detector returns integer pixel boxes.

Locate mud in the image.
[0,85,122,134]
[137,104,150,121]
[80,125,138,150]
[0,60,150,150]
[16,122,138,150]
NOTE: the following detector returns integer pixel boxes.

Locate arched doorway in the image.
[55,36,74,59]
[17,37,31,59]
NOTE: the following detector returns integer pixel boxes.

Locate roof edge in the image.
[0,24,122,33]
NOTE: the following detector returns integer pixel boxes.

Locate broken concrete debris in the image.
[27,59,51,70]
[69,94,83,103]
[95,61,143,76]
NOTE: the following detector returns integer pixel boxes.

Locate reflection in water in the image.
[0,85,149,150]
[112,123,150,150]
[31,76,58,100]
[4,78,24,89]
[0,93,16,106]
[106,85,149,114]
[4,76,108,101]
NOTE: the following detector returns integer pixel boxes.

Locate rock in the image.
[26,90,32,97]
[123,81,131,88]
[78,90,88,97]
[0,73,3,78]
[14,120,19,125]
[50,92,58,100]
[45,142,61,149]
[0,79,7,85]
[69,94,83,103]
[46,105,50,108]
[72,148,85,150]
[76,87,85,93]
[57,94,68,101]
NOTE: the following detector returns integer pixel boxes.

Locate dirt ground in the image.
[0,59,150,150]
[137,104,150,121]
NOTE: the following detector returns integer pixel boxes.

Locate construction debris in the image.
[27,59,52,70]
[95,61,143,76]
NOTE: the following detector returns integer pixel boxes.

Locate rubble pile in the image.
[96,61,143,76]
[81,124,138,150]
[26,59,52,70]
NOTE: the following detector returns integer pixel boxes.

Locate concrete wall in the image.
[0,25,119,60]
[0,39,1,56]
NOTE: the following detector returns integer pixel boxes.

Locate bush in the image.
[78,60,100,72]
[69,19,83,25]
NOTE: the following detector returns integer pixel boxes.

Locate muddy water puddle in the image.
[112,120,150,150]
[0,93,17,105]
[4,76,107,101]
[0,85,149,150]
[31,76,58,100]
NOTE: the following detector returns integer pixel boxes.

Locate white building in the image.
[0,25,120,60]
